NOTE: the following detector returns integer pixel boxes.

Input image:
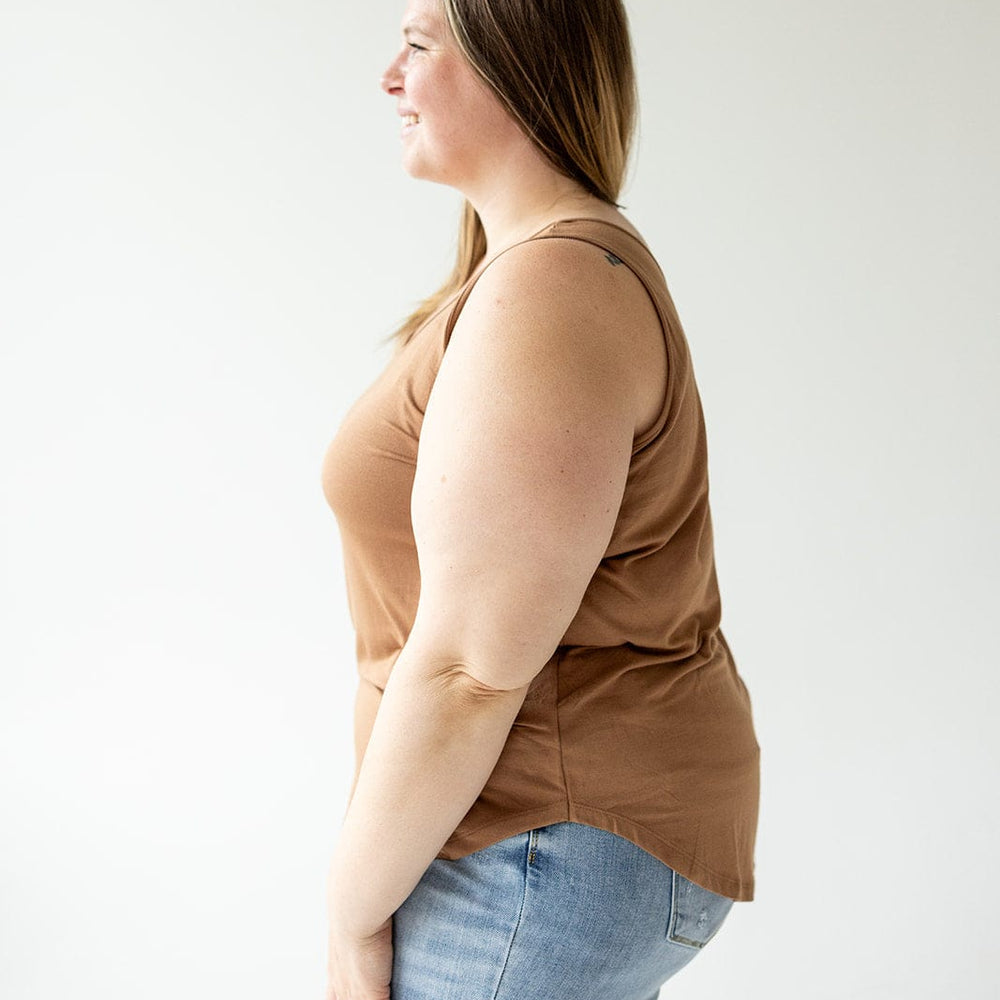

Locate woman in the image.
[320,1,760,998]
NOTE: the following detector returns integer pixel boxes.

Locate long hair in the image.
[392,0,638,345]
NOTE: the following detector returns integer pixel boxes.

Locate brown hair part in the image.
[392,0,638,345]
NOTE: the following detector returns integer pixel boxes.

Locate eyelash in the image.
[407,42,427,53]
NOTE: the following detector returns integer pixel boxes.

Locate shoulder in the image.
[463,234,651,328]
[446,233,666,435]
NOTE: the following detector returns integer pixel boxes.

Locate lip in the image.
[399,110,421,135]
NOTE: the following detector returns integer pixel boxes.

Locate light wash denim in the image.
[391,820,735,999]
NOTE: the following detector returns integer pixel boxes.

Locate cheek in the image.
[448,74,518,142]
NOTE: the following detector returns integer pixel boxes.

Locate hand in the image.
[325,913,393,1000]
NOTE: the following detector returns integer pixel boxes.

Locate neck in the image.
[461,150,617,258]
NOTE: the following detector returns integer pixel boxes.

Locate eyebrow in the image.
[402,21,436,38]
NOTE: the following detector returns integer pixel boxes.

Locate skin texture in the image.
[381,2,525,192]
[324,2,666,998]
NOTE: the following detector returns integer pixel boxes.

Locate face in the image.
[380,0,524,191]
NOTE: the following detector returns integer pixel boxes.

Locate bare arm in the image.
[326,240,652,937]
[343,677,383,817]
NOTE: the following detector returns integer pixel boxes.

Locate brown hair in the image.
[392,0,638,345]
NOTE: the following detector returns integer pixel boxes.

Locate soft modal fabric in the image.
[321,217,760,901]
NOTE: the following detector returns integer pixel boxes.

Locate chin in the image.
[400,152,427,180]
[401,156,450,188]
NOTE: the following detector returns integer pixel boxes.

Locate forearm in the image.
[343,677,383,817]
[326,643,530,937]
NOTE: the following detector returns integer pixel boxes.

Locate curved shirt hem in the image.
[435,801,754,902]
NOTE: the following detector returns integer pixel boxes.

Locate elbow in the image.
[399,614,551,696]
[445,662,534,697]
[395,637,539,700]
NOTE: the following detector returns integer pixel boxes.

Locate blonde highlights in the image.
[393,0,638,345]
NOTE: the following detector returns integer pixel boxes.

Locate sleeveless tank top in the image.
[320,218,760,901]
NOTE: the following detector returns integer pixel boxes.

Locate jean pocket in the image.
[666,870,734,949]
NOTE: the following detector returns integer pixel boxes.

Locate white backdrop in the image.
[2,1,997,997]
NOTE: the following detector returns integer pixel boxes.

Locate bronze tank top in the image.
[321,218,760,900]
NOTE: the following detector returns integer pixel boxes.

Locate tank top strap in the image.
[440,219,678,453]
[443,218,668,351]
[534,217,667,292]
[520,218,682,453]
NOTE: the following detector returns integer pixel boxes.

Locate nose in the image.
[380,49,406,95]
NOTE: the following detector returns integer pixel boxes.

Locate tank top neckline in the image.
[403,218,653,348]
[462,217,652,289]
[533,215,651,251]
[491,216,649,263]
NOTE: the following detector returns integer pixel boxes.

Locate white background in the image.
[2,1,997,997]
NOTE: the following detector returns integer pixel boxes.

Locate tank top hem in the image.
[435,800,754,902]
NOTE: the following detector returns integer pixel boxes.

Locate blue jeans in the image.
[391,821,735,999]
